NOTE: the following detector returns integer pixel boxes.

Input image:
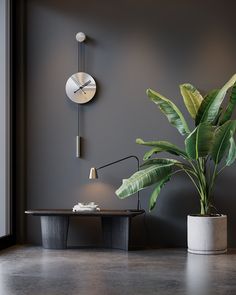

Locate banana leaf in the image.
[212,107,223,126]
[147,88,190,136]
[136,138,188,158]
[180,83,203,119]
[140,158,180,169]
[196,74,236,125]
[185,123,215,159]
[149,175,171,211]
[143,147,162,160]
[220,83,236,125]
[195,89,219,125]
[226,134,236,166]
[211,120,236,164]
[116,163,174,199]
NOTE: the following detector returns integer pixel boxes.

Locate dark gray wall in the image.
[24,0,236,247]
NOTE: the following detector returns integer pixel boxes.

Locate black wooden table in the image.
[25,209,145,251]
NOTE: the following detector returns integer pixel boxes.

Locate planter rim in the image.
[188,214,227,219]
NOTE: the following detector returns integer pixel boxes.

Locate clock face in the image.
[65,72,96,104]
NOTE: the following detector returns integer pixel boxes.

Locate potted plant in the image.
[116,74,236,254]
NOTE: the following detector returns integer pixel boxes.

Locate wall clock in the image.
[65,72,96,104]
[65,32,96,158]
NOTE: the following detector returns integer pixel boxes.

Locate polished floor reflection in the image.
[0,246,235,295]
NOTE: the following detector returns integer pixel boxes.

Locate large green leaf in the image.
[179,83,203,119]
[136,138,188,158]
[141,158,196,178]
[115,163,174,199]
[140,158,180,169]
[196,74,236,125]
[149,175,171,211]
[195,89,219,125]
[185,123,215,159]
[143,147,162,161]
[147,88,190,135]
[212,107,223,126]
[220,83,236,125]
[211,120,236,164]
[226,133,236,166]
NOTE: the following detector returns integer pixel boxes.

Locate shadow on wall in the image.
[145,187,199,248]
[214,172,236,248]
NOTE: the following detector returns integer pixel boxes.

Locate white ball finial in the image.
[76,32,86,42]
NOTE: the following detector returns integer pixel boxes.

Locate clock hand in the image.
[74,87,86,94]
[80,80,91,89]
[71,76,86,94]
[74,80,91,94]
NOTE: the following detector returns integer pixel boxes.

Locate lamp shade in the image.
[89,167,98,179]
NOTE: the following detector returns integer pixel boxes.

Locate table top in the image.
[25,209,145,217]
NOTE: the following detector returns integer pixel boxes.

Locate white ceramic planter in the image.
[187,214,227,255]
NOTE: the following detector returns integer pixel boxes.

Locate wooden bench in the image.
[25,209,145,250]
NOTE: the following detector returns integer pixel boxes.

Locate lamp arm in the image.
[97,155,139,171]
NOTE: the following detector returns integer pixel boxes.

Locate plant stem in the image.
[208,163,218,206]
[181,168,202,196]
[195,158,210,215]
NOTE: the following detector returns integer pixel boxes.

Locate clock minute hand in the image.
[80,80,91,89]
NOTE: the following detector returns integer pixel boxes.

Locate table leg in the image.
[101,216,131,251]
[40,216,69,249]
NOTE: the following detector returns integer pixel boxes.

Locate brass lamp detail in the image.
[89,167,98,179]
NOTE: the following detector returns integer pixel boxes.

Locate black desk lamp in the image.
[89,155,141,210]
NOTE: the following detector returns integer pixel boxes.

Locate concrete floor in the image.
[0,246,236,295]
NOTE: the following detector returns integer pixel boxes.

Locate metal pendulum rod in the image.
[76,41,81,157]
[75,32,86,158]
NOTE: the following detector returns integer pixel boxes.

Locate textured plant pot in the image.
[187,214,227,255]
